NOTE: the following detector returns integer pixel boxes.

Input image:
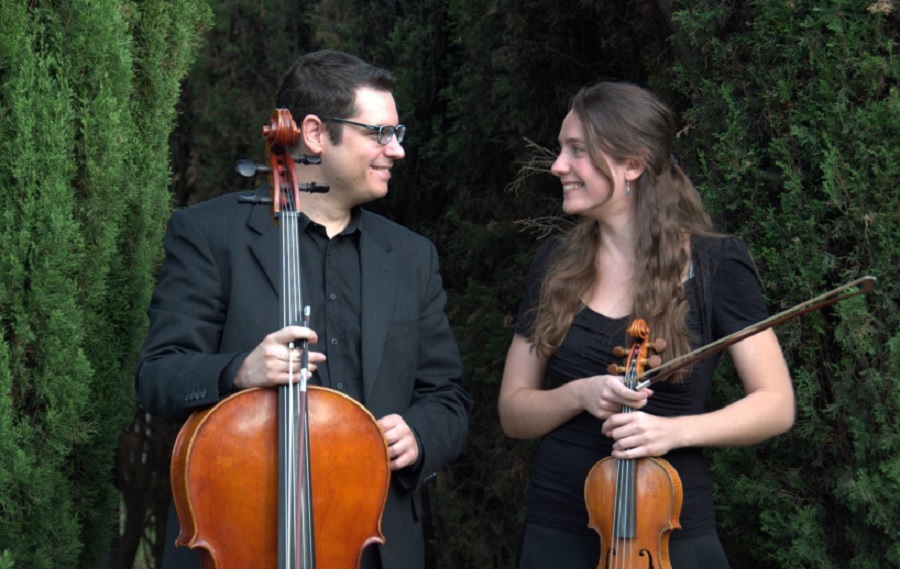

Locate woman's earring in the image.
[625,180,631,196]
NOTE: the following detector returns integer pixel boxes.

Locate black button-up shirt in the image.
[298,208,363,401]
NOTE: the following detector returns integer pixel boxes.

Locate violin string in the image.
[615,455,627,568]
[618,343,640,568]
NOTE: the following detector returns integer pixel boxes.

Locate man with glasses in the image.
[320,116,407,146]
[136,50,472,569]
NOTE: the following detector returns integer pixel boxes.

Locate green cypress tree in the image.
[0,1,211,567]
[665,1,900,567]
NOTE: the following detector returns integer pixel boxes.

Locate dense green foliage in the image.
[0,1,211,567]
[1,0,896,568]
[669,2,900,566]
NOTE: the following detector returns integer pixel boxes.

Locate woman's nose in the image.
[550,154,567,177]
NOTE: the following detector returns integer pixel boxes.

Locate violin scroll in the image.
[607,319,666,377]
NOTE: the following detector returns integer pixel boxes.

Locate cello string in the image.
[282,184,296,568]
[287,184,306,568]
[284,164,315,568]
[282,175,306,567]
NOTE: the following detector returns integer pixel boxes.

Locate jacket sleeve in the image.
[135,208,247,421]
[398,241,472,488]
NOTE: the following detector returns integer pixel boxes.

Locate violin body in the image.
[585,456,682,569]
[171,385,390,569]
[584,319,682,569]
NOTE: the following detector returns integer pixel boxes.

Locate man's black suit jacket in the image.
[136,190,472,569]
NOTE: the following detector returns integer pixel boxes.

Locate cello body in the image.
[171,386,390,569]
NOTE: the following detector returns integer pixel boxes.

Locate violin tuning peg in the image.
[612,346,628,358]
[645,355,662,369]
[607,364,626,375]
[652,338,667,353]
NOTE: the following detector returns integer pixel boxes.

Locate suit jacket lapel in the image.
[360,215,398,402]
[247,200,281,299]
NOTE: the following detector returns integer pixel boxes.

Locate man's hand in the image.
[233,325,326,389]
[378,414,419,471]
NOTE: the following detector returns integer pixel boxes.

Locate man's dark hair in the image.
[275,50,395,144]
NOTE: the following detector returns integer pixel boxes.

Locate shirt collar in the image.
[300,205,363,237]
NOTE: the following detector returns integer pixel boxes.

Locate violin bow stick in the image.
[635,276,877,389]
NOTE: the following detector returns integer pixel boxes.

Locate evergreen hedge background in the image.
[1,1,897,568]
[0,1,211,567]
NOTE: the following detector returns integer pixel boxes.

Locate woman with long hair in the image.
[499,82,795,568]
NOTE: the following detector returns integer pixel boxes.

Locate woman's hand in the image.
[601,411,677,459]
[580,374,652,420]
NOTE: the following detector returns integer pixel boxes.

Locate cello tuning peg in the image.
[292,154,322,165]
[303,182,330,194]
[612,346,628,358]
[235,159,271,178]
[237,192,273,205]
[607,364,626,375]
[652,338,667,353]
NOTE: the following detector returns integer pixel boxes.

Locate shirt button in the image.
[329,293,337,300]
[330,338,338,345]
[336,383,344,390]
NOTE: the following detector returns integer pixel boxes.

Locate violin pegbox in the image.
[607,319,667,378]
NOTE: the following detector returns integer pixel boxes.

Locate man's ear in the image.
[301,115,328,154]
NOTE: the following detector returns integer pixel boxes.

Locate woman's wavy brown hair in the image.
[530,82,715,378]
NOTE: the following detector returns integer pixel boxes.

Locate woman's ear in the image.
[624,158,646,182]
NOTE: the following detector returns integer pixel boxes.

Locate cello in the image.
[584,276,876,568]
[169,109,391,568]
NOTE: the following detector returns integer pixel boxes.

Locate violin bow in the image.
[635,276,877,389]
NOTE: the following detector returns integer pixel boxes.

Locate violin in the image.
[583,276,877,568]
[585,319,681,569]
[169,109,390,568]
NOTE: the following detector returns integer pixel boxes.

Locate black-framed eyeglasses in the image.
[321,117,406,145]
